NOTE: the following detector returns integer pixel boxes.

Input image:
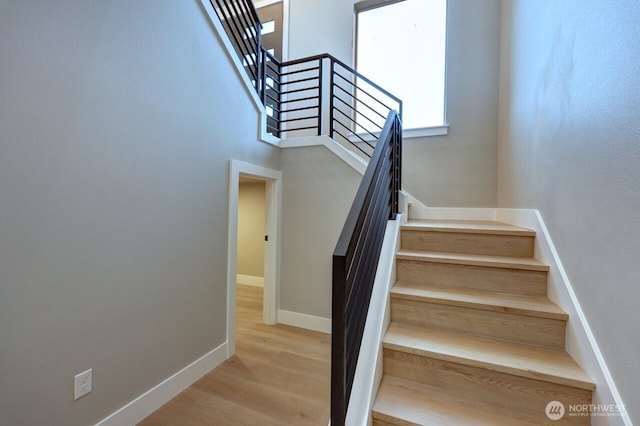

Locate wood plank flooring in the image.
[139,285,331,425]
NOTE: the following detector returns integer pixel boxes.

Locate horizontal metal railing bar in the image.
[278,95,320,104]
[280,75,320,86]
[264,103,283,114]
[333,108,381,141]
[276,53,402,108]
[280,105,321,114]
[333,110,384,141]
[331,58,402,106]
[280,66,321,78]
[333,96,385,131]
[264,92,281,104]
[333,85,389,123]
[333,117,376,149]
[282,124,320,132]
[264,84,282,95]
[333,73,395,116]
[334,100,382,134]
[264,59,281,75]
[332,128,372,157]
[280,114,319,123]
[265,91,318,106]
[279,86,320,96]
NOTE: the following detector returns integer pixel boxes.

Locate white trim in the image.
[346,217,402,426]
[497,209,631,426]
[279,135,368,175]
[405,194,498,221]
[403,125,449,138]
[237,274,265,287]
[198,0,279,146]
[94,342,227,426]
[277,309,331,334]
[228,160,283,356]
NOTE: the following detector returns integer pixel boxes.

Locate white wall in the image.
[498,0,640,423]
[0,1,278,425]
[280,145,361,319]
[238,181,266,279]
[287,0,501,207]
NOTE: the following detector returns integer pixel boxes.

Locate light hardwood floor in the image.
[139,285,331,425]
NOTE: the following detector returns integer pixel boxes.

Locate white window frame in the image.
[354,0,449,138]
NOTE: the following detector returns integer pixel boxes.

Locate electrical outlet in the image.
[74,368,92,400]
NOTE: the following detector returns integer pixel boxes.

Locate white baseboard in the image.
[95,342,228,426]
[237,274,264,287]
[277,309,331,334]
[496,208,631,426]
[406,195,498,221]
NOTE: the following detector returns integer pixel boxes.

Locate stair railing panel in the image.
[211,0,262,92]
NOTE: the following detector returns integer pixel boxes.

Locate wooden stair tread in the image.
[373,375,540,426]
[391,283,567,320]
[383,322,595,390]
[402,220,536,236]
[397,249,549,271]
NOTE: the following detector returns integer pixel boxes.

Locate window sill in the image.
[403,125,448,139]
[347,124,448,144]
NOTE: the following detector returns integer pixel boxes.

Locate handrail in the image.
[331,111,402,426]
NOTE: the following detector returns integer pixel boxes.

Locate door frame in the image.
[227,159,282,357]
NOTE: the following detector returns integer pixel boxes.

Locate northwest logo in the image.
[546,400,566,420]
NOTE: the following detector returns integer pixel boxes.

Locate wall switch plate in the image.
[74,368,92,400]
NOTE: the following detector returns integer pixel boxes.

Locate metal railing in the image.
[331,111,402,426]
[259,52,402,158]
[210,2,403,425]
[210,0,262,92]
[211,0,401,157]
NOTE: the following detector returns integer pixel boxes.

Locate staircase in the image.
[372,220,595,425]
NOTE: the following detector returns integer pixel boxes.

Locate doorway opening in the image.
[227,160,282,357]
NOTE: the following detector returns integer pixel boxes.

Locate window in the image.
[356,0,447,131]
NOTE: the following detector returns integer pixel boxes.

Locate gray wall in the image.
[280,146,361,319]
[0,1,278,425]
[498,0,640,422]
[288,0,501,207]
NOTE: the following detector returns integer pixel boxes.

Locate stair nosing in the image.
[383,322,595,391]
[390,283,568,321]
[397,249,549,271]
